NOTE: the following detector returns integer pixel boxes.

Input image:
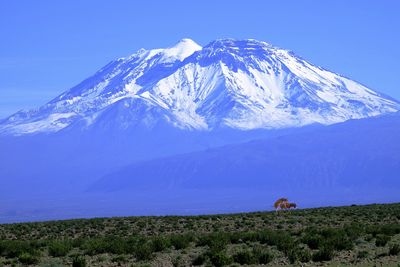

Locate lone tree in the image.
[274,198,297,211]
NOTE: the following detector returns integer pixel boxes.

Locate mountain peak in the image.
[205,38,273,49]
[1,38,399,135]
[160,38,202,62]
[174,38,201,47]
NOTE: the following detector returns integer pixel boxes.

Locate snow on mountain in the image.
[1,38,399,135]
[158,38,202,63]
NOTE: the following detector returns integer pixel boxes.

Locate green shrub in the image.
[192,254,207,266]
[82,236,132,255]
[48,240,72,257]
[71,238,85,249]
[134,243,154,261]
[326,233,353,251]
[320,228,353,251]
[209,251,232,267]
[0,240,40,259]
[364,234,373,242]
[111,255,128,263]
[375,251,388,258]
[375,234,390,247]
[302,228,353,251]
[170,235,192,250]
[151,237,170,252]
[287,247,311,263]
[344,223,363,240]
[367,224,400,238]
[380,224,400,236]
[232,246,273,265]
[232,250,256,265]
[172,255,184,267]
[252,247,273,264]
[39,258,66,267]
[72,255,86,267]
[357,250,369,259]
[312,247,334,262]
[82,238,107,255]
[107,236,135,254]
[301,233,322,250]
[196,232,229,251]
[389,244,400,256]
[255,230,295,253]
[228,232,245,244]
[18,252,39,265]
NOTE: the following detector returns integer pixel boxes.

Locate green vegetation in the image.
[48,241,72,257]
[71,255,86,267]
[0,203,399,266]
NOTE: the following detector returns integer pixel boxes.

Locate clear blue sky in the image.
[0,0,399,118]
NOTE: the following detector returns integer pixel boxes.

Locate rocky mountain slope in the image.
[1,38,398,135]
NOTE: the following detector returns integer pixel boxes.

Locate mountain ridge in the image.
[90,112,400,193]
[1,38,398,135]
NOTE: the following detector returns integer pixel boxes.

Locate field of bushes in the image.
[0,203,400,266]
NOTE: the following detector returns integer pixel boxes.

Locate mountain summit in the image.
[1,38,398,135]
[158,38,202,62]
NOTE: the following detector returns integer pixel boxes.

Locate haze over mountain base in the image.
[1,113,399,223]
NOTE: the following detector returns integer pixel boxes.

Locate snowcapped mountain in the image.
[1,38,399,135]
[1,38,400,222]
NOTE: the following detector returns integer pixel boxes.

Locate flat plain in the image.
[0,203,399,266]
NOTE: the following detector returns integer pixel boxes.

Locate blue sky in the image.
[0,0,399,118]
